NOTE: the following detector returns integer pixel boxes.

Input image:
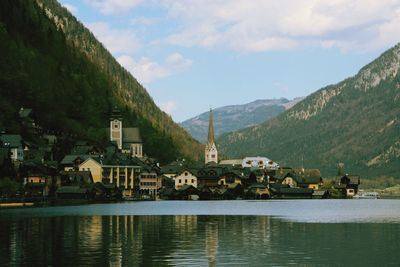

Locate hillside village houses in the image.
[60,107,161,198]
[0,106,362,202]
[158,109,348,200]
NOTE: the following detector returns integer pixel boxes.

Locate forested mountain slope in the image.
[0,0,202,163]
[218,44,400,177]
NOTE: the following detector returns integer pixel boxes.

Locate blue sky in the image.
[59,0,400,122]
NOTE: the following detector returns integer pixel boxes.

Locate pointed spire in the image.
[207,108,215,145]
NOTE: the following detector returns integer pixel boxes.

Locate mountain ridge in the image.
[218,43,400,177]
[181,97,304,143]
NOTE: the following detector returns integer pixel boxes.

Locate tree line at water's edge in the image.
[0,0,203,165]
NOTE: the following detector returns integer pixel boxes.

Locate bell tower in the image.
[205,109,218,164]
[110,107,122,149]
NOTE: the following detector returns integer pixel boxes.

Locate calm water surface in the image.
[1,200,400,266]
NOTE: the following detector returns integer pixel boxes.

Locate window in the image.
[185,172,188,176]
[185,179,188,183]
[114,124,119,129]
[191,179,194,183]
[179,179,181,183]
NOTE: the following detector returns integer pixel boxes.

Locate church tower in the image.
[110,107,123,149]
[205,109,218,164]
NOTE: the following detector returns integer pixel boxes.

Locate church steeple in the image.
[207,108,215,145]
[205,108,218,164]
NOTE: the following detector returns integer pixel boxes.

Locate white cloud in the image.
[130,17,160,26]
[161,0,400,52]
[158,101,177,115]
[84,0,142,15]
[117,53,192,83]
[87,22,140,54]
[62,3,78,14]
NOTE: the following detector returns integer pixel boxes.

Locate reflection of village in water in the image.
[1,214,400,266]
[1,215,273,266]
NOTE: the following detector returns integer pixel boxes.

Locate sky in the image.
[59,0,400,122]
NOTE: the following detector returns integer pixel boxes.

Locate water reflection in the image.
[1,215,400,266]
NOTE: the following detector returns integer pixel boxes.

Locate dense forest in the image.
[218,44,400,178]
[0,0,203,164]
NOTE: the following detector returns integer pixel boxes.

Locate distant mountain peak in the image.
[180,97,303,143]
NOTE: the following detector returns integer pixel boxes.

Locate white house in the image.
[175,169,198,190]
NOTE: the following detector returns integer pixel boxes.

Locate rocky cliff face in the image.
[181,98,303,143]
[218,44,400,177]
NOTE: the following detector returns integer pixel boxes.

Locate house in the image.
[293,169,324,189]
[59,171,94,186]
[197,166,223,188]
[93,182,121,200]
[60,154,92,171]
[218,170,243,187]
[246,183,270,199]
[175,185,199,200]
[270,183,313,199]
[56,186,92,200]
[101,154,144,197]
[276,187,314,199]
[175,169,198,189]
[22,160,57,198]
[139,170,162,198]
[161,161,185,180]
[242,157,279,170]
[0,134,24,162]
[78,157,103,183]
[280,170,324,190]
[335,174,361,198]
[106,107,143,158]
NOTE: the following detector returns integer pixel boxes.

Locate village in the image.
[0,107,361,205]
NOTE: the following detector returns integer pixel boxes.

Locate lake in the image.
[1,200,400,266]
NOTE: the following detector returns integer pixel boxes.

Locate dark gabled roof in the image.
[0,134,23,148]
[19,108,32,118]
[160,187,175,196]
[122,128,142,143]
[176,184,198,193]
[60,155,92,165]
[340,174,360,185]
[293,168,322,179]
[101,153,145,167]
[221,170,245,179]
[177,168,198,177]
[248,183,268,189]
[71,146,93,155]
[56,186,89,194]
[296,176,323,185]
[196,166,225,179]
[279,187,313,194]
[274,167,293,180]
[282,171,322,185]
[105,127,142,147]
